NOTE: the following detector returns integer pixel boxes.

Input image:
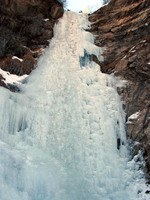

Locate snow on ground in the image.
[0,68,28,85]
[12,56,23,62]
[128,112,140,120]
[126,112,140,124]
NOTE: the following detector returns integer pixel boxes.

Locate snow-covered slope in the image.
[0,11,149,200]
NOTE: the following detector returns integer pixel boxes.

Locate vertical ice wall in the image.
[0,11,149,200]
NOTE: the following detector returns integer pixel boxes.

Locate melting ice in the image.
[0,11,149,200]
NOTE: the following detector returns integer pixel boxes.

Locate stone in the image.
[0,0,64,91]
[0,74,5,80]
[0,57,25,76]
[50,5,64,19]
[89,0,150,181]
[23,54,35,74]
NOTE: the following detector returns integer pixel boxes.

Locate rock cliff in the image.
[0,0,63,91]
[89,0,150,182]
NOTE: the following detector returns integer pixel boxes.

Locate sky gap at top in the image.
[66,0,103,13]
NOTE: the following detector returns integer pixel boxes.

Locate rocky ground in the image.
[89,0,150,182]
[0,0,63,91]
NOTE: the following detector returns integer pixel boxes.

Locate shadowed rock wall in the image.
[0,0,64,91]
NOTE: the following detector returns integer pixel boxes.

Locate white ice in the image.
[0,11,149,200]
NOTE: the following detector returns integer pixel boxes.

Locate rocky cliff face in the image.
[89,0,150,182]
[0,0,63,91]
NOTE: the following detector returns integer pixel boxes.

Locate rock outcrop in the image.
[0,0,64,91]
[89,0,150,182]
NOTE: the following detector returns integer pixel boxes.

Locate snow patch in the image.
[12,56,23,62]
[122,55,127,60]
[43,18,49,22]
[127,112,140,124]
[140,40,146,43]
[129,46,136,53]
[115,77,128,88]
[0,69,28,85]
[129,112,140,120]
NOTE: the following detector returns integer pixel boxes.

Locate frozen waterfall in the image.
[0,11,149,200]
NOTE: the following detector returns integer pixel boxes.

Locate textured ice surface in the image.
[0,11,149,200]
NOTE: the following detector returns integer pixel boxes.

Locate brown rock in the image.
[23,54,35,74]
[0,0,64,92]
[0,57,24,76]
[0,74,5,80]
[0,55,35,76]
[0,79,7,89]
[89,0,150,181]
[50,5,64,19]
